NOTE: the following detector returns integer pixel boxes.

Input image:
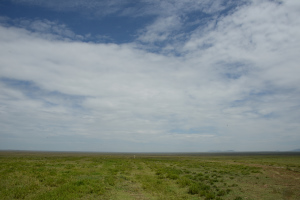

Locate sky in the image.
[0,0,300,152]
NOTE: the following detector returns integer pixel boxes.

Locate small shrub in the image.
[166,173,179,180]
[200,183,210,191]
[205,191,215,200]
[74,180,85,186]
[177,177,191,187]
[188,184,200,194]
[199,190,206,197]
[157,174,165,179]
[197,172,204,176]
[155,171,162,175]
[217,189,226,196]
[104,176,115,186]
[234,197,243,200]
[226,188,232,194]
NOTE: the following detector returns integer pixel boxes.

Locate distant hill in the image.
[292,149,300,152]
[224,150,235,152]
[208,150,235,152]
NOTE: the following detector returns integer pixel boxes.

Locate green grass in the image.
[0,151,299,199]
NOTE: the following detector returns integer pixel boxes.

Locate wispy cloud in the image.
[11,0,147,17]
[136,0,246,47]
[0,17,89,41]
[8,0,246,45]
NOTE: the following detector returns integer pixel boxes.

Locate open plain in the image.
[0,151,299,200]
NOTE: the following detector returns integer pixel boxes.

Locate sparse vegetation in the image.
[0,151,299,199]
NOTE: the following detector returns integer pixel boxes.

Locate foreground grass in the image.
[0,152,299,200]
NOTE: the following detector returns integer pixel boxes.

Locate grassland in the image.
[0,151,299,200]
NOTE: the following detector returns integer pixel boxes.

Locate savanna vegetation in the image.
[0,151,299,200]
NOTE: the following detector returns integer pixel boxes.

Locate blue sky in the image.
[0,0,300,152]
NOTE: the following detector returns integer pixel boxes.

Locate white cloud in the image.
[0,0,300,151]
[136,0,243,45]
[183,0,300,92]
[137,15,182,43]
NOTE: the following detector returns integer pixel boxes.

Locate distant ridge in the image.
[208,150,235,152]
[292,149,300,152]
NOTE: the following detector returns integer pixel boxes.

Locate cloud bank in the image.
[0,0,300,152]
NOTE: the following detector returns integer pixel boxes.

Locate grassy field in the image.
[0,151,299,200]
